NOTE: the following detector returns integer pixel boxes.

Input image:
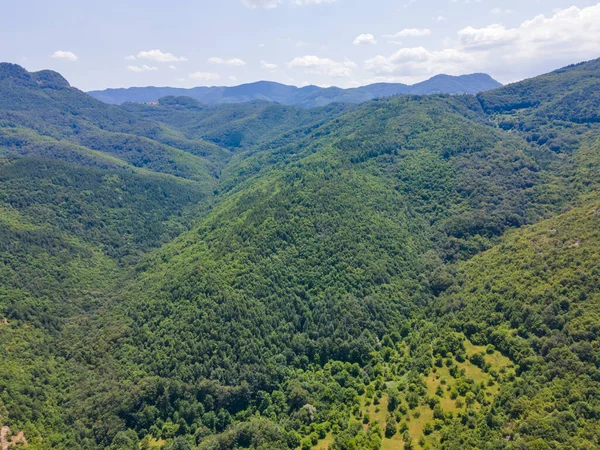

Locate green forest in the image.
[0,58,599,450]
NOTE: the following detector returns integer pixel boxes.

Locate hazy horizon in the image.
[82,72,500,92]
[2,0,600,91]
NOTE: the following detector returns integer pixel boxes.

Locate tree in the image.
[423,422,433,435]
[388,389,401,412]
[169,437,192,450]
[109,430,139,450]
[385,416,397,438]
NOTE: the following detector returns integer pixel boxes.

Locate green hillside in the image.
[0,63,227,181]
[433,192,600,449]
[0,59,599,450]
[121,98,353,152]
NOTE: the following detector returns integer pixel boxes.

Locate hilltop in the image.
[87,73,501,107]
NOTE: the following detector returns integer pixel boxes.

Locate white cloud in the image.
[124,55,136,61]
[229,76,238,82]
[189,72,220,82]
[208,57,247,66]
[365,4,600,83]
[460,5,600,56]
[458,24,517,50]
[384,28,431,39]
[51,51,78,62]
[289,55,356,77]
[135,49,187,63]
[261,60,278,70]
[353,34,377,45]
[365,47,475,77]
[127,65,159,72]
[169,65,177,70]
[241,0,281,8]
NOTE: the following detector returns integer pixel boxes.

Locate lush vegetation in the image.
[0,59,599,450]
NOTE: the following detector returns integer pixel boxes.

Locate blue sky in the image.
[1,0,600,90]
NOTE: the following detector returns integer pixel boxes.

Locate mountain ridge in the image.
[1,58,600,449]
[87,73,501,107]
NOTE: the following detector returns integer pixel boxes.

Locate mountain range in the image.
[1,58,600,450]
[87,73,502,107]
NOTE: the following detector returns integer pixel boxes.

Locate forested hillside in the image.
[88,74,501,107]
[0,59,599,450]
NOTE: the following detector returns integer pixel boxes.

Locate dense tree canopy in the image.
[0,59,599,449]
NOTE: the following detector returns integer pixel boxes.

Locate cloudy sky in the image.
[2,0,600,90]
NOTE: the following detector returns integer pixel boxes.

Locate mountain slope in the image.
[0,58,599,450]
[121,98,354,151]
[0,67,229,447]
[87,73,502,107]
[478,58,600,117]
[0,63,228,181]
[434,192,600,448]
[68,71,596,448]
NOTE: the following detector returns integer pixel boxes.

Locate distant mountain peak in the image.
[0,63,70,89]
[32,69,71,89]
[88,73,503,107]
[0,62,32,81]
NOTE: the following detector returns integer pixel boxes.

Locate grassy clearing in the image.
[407,405,434,441]
[365,395,389,427]
[312,338,516,450]
[381,436,405,450]
[313,432,335,450]
[426,367,460,412]
[142,437,166,448]
[464,341,512,367]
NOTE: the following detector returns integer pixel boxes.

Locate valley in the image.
[0,58,599,449]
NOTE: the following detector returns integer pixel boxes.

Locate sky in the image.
[1,0,600,91]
